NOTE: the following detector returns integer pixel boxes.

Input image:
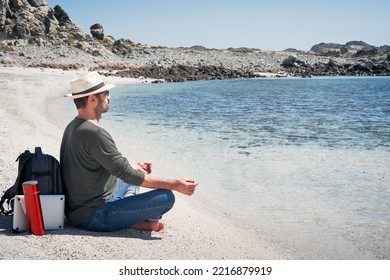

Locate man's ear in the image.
[88,94,97,103]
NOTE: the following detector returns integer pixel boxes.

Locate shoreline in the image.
[0,66,295,260]
[2,45,389,83]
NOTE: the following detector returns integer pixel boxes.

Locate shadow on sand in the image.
[0,214,160,240]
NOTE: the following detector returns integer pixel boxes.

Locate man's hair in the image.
[73,96,89,108]
[73,93,104,109]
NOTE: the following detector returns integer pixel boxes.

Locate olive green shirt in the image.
[60,117,145,226]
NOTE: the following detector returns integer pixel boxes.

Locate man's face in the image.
[95,91,110,115]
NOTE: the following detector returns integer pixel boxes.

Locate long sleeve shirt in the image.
[60,117,144,226]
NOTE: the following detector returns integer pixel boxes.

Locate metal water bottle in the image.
[23,180,45,236]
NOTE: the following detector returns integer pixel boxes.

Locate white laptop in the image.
[13,195,65,233]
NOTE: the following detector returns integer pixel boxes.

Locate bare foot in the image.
[131,220,165,232]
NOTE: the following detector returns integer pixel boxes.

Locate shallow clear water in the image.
[108,77,390,151]
[51,76,390,259]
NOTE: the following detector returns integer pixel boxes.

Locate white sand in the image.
[0,66,294,260]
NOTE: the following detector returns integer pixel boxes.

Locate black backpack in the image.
[0,147,65,215]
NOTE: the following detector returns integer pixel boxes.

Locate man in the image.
[60,71,198,232]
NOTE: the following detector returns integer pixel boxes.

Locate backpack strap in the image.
[16,150,32,173]
[0,181,18,215]
[1,150,33,215]
[0,195,8,215]
[0,194,15,215]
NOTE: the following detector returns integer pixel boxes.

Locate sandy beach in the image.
[0,66,297,260]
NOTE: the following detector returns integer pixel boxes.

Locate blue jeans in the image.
[107,180,140,201]
[79,180,175,232]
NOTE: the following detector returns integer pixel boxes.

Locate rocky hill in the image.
[311,41,372,53]
[310,41,390,56]
[1,0,389,80]
[0,0,113,53]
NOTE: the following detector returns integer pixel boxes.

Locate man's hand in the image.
[173,179,198,196]
[140,175,199,196]
[132,162,152,174]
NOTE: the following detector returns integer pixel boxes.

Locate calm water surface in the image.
[109,77,390,150]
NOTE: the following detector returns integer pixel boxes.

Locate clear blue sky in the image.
[47,0,389,51]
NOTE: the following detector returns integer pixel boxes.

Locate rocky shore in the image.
[2,44,389,82]
[1,0,390,81]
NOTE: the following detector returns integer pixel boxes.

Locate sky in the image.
[46,0,389,51]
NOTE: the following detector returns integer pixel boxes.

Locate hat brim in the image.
[65,83,115,99]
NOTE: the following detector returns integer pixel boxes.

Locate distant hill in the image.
[310,41,390,53]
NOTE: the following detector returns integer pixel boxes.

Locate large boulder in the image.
[53,4,71,26]
[281,55,298,67]
[90,23,105,40]
[112,38,136,54]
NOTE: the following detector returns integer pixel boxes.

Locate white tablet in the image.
[13,195,65,233]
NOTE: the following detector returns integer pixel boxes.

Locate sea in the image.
[51,76,390,259]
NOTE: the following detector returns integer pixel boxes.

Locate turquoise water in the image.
[109,77,390,151]
[51,77,390,259]
[106,77,389,259]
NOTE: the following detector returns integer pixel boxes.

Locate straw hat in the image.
[66,71,115,99]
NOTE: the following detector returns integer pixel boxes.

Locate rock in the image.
[29,0,48,7]
[327,59,338,67]
[281,55,298,67]
[1,56,16,64]
[53,5,71,26]
[340,47,348,54]
[354,48,379,57]
[112,38,136,54]
[91,49,101,57]
[90,23,105,40]
[106,64,257,82]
